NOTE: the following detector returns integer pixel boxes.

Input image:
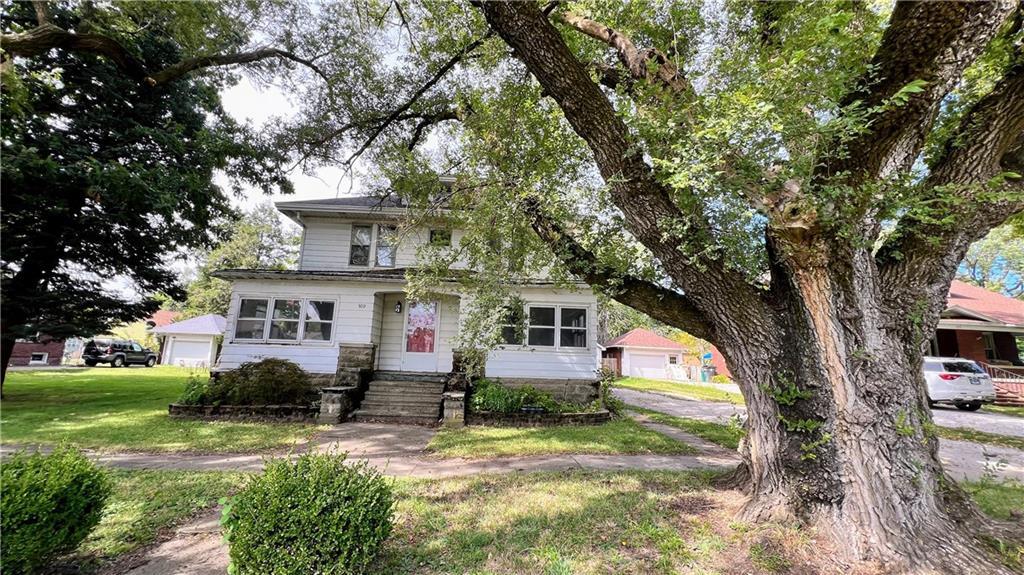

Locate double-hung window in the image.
[303,300,335,341]
[235,299,269,339]
[526,306,588,348]
[234,298,336,343]
[500,305,525,345]
[350,225,372,266]
[376,225,397,267]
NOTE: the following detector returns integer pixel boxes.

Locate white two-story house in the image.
[211,194,601,422]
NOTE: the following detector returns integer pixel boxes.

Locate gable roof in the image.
[276,194,407,209]
[152,314,226,336]
[946,280,1024,326]
[604,328,683,350]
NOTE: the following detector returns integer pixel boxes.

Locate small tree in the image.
[958,224,1024,299]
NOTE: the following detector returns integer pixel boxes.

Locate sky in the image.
[218,77,364,209]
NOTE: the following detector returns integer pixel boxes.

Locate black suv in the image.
[82,339,158,367]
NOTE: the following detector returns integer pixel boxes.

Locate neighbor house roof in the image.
[604,328,683,350]
[152,314,226,336]
[148,310,179,328]
[945,280,1024,327]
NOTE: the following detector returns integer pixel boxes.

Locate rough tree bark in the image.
[480,2,1023,573]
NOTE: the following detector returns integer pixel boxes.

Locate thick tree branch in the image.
[553,10,689,96]
[819,1,1016,184]
[480,1,769,329]
[878,60,1024,298]
[1,19,329,87]
[523,196,714,341]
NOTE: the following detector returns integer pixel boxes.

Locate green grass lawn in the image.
[378,471,1022,574]
[935,426,1024,451]
[71,469,249,568]
[630,407,744,450]
[984,404,1024,418]
[614,377,745,405]
[0,367,324,453]
[427,418,696,458]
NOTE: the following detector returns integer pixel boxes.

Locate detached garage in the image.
[602,328,684,381]
[152,314,225,368]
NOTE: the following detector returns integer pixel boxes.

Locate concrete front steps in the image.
[353,372,445,425]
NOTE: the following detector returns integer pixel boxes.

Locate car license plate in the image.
[969,377,980,385]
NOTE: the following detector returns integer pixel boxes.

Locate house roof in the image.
[604,328,683,350]
[210,268,581,287]
[148,310,179,328]
[276,194,408,209]
[152,314,226,336]
[945,280,1024,326]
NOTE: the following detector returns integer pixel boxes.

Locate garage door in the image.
[167,339,211,367]
[630,353,667,380]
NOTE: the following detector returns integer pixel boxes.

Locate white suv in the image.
[923,356,996,411]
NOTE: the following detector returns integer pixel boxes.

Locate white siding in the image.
[217,279,387,373]
[298,218,466,272]
[376,293,459,372]
[484,287,600,380]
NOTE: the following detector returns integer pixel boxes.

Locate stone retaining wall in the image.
[466,409,611,427]
[168,403,319,422]
[493,378,600,404]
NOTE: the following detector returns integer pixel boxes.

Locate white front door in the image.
[401,300,440,371]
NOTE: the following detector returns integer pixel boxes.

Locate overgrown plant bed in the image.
[465,409,611,427]
[168,403,320,423]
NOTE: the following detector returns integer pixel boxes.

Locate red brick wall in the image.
[954,330,988,364]
[8,340,65,367]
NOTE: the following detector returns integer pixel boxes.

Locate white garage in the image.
[152,314,225,368]
[602,328,684,381]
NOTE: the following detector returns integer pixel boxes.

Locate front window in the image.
[269,299,301,340]
[982,332,997,360]
[559,308,587,348]
[350,225,372,266]
[235,298,269,339]
[528,307,556,347]
[669,355,678,365]
[303,300,335,341]
[376,225,397,267]
[500,305,524,345]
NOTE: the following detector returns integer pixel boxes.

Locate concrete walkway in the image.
[614,387,1024,482]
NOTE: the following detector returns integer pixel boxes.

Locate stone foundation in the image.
[168,403,319,422]
[442,391,465,427]
[318,386,362,423]
[466,410,611,427]
[336,343,375,388]
[493,378,600,404]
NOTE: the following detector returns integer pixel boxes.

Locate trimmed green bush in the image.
[207,358,316,406]
[223,453,394,575]
[1,446,112,573]
[176,373,210,405]
[469,378,584,414]
[711,374,732,384]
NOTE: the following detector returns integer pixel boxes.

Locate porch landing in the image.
[352,371,447,425]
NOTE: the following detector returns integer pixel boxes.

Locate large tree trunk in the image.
[716,246,1021,574]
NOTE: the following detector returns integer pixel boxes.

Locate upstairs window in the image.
[235,298,269,339]
[350,224,372,266]
[376,225,397,267]
[429,229,452,247]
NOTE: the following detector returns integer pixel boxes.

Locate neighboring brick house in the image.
[8,336,65,367]
[930,280,1024,370]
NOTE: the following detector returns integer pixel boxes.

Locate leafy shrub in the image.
[1,446,112,573]
[469,379,583,414]
[207,359,316,405]
[223,453,393,575]
[176,373,210,405]
[711,374,732,384]
[595,367,625,416]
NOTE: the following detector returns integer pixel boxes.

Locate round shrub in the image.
[1,446,112,574]
[211,358,316,405]
[223,453,394,575]
[711,374,732,384]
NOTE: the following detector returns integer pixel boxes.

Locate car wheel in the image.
[145,357,156,368]
[84,360,97,367]
[955,401,982,412]
[112,356,125,368]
